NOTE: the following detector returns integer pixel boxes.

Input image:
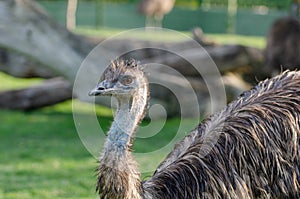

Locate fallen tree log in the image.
[0,48,56,78]
[139,45,264,77]
[0,78,72,110]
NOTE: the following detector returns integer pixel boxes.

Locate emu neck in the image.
[107,97,133,147]
[98,81,148,199]
[108,90,146,148]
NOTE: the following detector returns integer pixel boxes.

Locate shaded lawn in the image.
[0,108,96,199]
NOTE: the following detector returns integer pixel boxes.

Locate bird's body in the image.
[89,59,300,199]
[265,16,300,73]
[137,0,175,27]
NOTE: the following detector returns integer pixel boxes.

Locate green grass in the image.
[0,101,197,198]
[75,27,266,48]
[207,34,266,49]
[0,72,42,91]
[75,27,191,42]
[0,107,96,199]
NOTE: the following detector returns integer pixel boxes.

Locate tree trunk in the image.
[66,0,78,30]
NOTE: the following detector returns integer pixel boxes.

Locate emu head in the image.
[89,59,145,98]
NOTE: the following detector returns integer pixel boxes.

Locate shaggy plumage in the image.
[90,59,300,199]
[144,70,300,198]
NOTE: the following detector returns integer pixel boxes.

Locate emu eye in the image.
[120,75,133,85]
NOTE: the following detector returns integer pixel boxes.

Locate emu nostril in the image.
[97,87,105,91]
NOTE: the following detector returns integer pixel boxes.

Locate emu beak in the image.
[88,86,103,96]
[88,81,107,96]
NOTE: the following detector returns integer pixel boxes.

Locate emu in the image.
[89,59,300,198]
[265,16,300,73]
[137,0,175,27]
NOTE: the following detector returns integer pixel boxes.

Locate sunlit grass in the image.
[0,107,198,198]
[75,27,191,42]
[75,26,265,48]
[0,72,42,91]
[207,33,266,48]
[0,109,96,199]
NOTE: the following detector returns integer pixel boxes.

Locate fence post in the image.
[227,0,237,34]
[95,0,103,28]
[66,0,78,30]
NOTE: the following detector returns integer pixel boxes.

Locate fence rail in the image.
[201,0,290,8]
